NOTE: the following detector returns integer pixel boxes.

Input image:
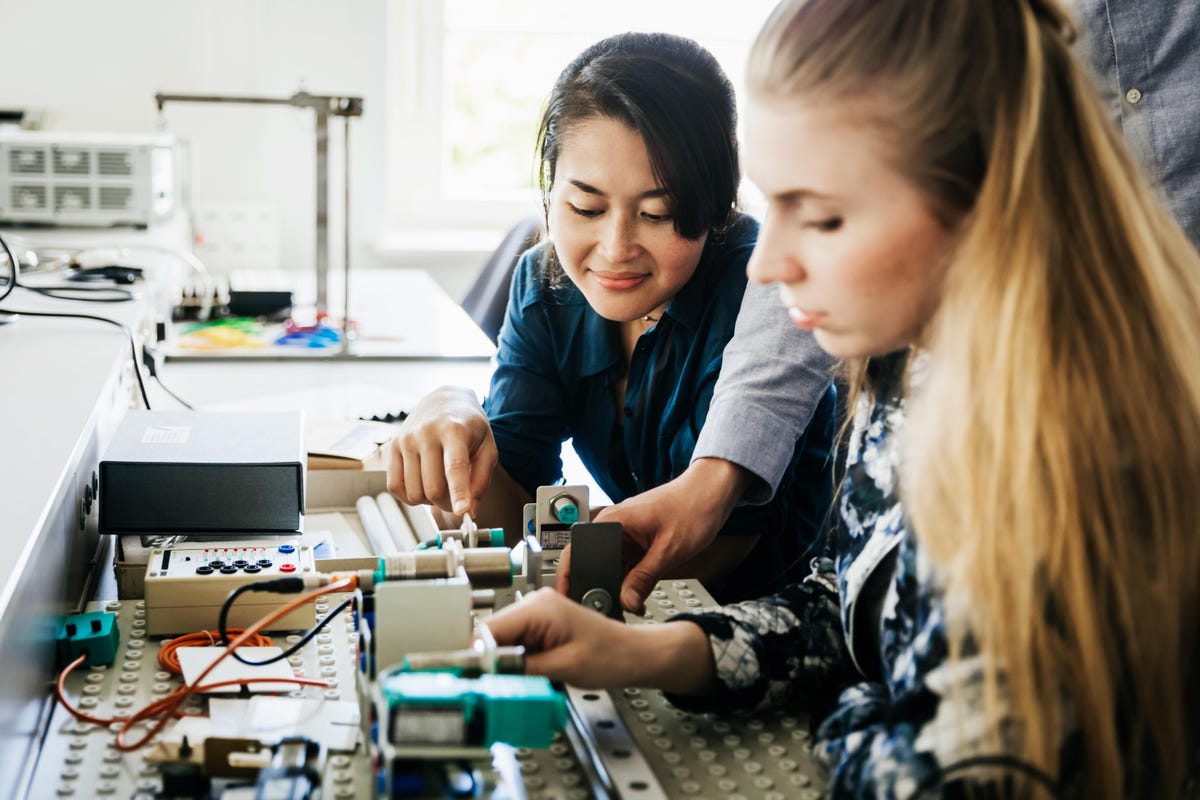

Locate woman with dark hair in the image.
[388,32,836,603]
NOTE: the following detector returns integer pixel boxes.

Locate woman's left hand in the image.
[593,458,754,613]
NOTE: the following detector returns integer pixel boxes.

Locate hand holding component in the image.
[484,588,715,695]
[594,458,752,614]
[386,386,497,517]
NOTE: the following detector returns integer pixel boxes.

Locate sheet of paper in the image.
[176,646,296,694]
[306,419,395,460]
[208,696,361,752]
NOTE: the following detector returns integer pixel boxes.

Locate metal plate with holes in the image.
[565,579,829,800]
[31,580,825,799]
[28,596,593,799]
[511,736,597,800]
[606,688,826,799]
[28,596,373,799]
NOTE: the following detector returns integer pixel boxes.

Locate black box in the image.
[99,411,304,535]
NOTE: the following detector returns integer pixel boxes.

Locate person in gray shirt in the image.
[600,0,1200,614]
[1075,0,1200,249]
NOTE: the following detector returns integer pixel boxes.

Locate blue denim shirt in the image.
[1077,0,1200,248]
[483,214,837,601]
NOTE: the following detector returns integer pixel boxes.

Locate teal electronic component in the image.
[56,611,119,668]
[381,672,566,749]
[550,493,579,525]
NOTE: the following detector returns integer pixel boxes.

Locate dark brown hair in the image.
[536,31,740,241]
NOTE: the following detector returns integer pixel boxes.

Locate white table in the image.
[161,268,496,362]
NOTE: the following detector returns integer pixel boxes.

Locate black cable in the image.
[0,234,137,302]
[219,578,306,640]
[0,229,14,304]
[24,284,136,302]
[218,577,352,667]
[141,344,196,409]
[0,308,152,409]
[0,231,152,408]
[151,374,196,410]
[233,597,352,668]
[913,753,1062,799]
[0,242,136,302]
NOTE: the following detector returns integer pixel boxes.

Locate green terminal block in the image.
[381,672,566,749]
[56,611,119,668]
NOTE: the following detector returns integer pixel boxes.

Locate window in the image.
[385,0,778,243]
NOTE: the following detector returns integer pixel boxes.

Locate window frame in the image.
[381,0,774,252]
[384,0,539,246]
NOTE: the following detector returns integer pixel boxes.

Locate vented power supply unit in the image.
[0,131,176,227]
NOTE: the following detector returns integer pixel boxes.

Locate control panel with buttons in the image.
[143,541,316,635]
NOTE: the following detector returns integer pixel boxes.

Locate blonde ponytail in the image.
[750,1,1200,794]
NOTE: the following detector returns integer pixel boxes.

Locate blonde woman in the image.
[486,0,1200,794]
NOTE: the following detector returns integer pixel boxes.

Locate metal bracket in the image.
[154,90,363,346]
[567,522,623,620]
[566,686,669,800]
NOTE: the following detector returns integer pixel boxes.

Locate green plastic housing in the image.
[56,611,120,668]
[382,671,566,748]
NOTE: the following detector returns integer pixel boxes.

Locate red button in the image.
[280,563,296,573]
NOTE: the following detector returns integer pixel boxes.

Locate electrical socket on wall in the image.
[193,201,280,272]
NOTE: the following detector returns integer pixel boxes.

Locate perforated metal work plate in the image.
[29,581,825,799]
[565,579,829,800]
[29,596,373,799]
[29,597,592,800]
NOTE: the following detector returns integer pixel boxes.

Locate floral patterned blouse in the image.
[669,352,1008,797]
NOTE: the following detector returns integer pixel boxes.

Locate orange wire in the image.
[55,653,327,728]
[157,628,274,675]
[115,577,352,751]
[54,577,355,749]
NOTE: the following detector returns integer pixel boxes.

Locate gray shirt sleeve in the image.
[1073,0,1200,249]
[692,279,835,504]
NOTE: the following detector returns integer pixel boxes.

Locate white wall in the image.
[0,0,479,296]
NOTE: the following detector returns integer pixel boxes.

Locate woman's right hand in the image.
[386,386,498,517]
[484,588,716,694]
